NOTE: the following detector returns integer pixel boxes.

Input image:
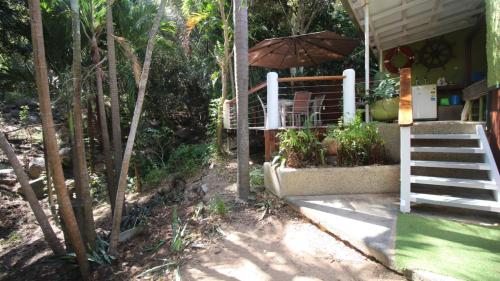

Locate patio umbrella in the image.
[248,31,359,70]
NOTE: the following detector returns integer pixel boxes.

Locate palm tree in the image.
[233,0,250,200]
[108,0,167,255]
[106,0,123,184]
[215,0,231,154]
[70,0,96,249]
[27,0,90,278]
[0,132,65,256]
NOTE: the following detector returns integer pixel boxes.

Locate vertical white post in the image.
[266,72,279,129]
[223,100,231,129]
[364,0,370,122]
[400,126,411,213]
[343,69,356,123]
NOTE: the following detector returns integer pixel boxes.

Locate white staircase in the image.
[400,124,500,213]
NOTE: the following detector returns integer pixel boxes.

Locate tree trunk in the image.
[233,0,250,200]
[71,0,96,249]
[106,0,123,183]
[0,132,65,256]
[27,0,90,278]
[216,0,231,155]
[108,0,167,255]
[87,99,95,173]
[92,34,115,211]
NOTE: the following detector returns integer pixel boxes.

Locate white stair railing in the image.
[477,125,500,201]
[398,68,413,213]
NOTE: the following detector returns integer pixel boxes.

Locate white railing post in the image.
[223,100,231,129]
[266,72,279,129]
[342,69,356,123]
[400,126,411,213]
[476,125,500,202]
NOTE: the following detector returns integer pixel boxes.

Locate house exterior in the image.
[340,0,500,166]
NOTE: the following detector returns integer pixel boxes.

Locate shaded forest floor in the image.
[0,155,404,280]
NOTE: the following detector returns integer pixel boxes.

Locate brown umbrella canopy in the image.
[249,31,359,69]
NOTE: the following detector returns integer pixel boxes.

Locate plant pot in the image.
[370,97,400,121]
[322,137,338,156]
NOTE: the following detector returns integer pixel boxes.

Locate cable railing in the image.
[224,75,350,130]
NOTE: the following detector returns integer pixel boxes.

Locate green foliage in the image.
[120,204,150,231]
[87,236,116,266]
[170,207,189,253]
[19,105,29,125]
[166,144,211,177]
[275,127,325,168]
[365,71,400,105]
[250,165,264,188]
[207,196,228,217]
[328,115,387,166]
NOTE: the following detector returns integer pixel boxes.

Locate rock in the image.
[0,168,16,186]
[28,157,45,179]
[59,147,72,168]
[28,177,45,199]
[201,183,208,193]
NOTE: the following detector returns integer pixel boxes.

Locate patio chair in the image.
[311,94,326,126]
[285,91,312,127]
[257,94,267,128]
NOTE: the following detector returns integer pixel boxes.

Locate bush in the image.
[327,115,387,166]
[166,143,211,177]
[276,128,325,168]
[250,165,264,188]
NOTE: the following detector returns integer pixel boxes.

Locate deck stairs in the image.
[408,125,500,213]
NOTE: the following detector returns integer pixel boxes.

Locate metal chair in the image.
[311,94,326,126]
[286,91,312,127]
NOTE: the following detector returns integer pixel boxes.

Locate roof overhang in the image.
[341,0,485,52]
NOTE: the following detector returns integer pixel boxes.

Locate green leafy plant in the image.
[328,114,387,166]
[250,165,264,188]
[207,196,228,217]
[166,144,211,177]
[170,207,189,253]
[365,71,400,105]
[87,236,116,266]
[274,127,325,168]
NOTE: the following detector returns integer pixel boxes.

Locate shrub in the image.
[275,128,325,168]
[207,196,228,217]
[166,143,211,177]
[250,165,264,188]
[328,115,387,166]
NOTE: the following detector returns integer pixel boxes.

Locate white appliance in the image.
[412,84,437,120]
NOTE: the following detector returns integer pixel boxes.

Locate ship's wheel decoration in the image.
[418,37,453,69]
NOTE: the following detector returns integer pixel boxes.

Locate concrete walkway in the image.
[285,194,400,268]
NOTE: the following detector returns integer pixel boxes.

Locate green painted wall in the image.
[486,0,500,88]
[383,26,487,86]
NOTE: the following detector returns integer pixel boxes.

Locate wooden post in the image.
[399,68,412,213]
[264,130,277,162]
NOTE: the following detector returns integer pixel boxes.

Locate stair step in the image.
[411,146,484,153]
[410,175,497,190]
[410,193,500,213]
[410,160,490,170]
[411,134,479,140]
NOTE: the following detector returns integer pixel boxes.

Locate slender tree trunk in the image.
[216,0,231,154]
[27,0,90,278]
[0,132,65,256]
[106,0,123,183]
[43,131,56,217]
[87,99,95,173]
[233,0,250,200]
[228,52,236,99]
[108,0,167,255]
[92,36,116,211]
[71,0,96,249]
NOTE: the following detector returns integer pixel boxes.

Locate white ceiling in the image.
[343,0,485,51]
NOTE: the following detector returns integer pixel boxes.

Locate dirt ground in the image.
[0,158,404,281]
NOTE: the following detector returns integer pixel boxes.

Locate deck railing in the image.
[399,68,413,213]
[223,70,357,130]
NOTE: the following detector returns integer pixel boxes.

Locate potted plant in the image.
[365,71,400,121]
[322,129,338,156]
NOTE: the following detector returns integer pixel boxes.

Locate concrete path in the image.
[285,194,400,269]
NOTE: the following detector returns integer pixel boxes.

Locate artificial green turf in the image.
[395,213,500,281]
